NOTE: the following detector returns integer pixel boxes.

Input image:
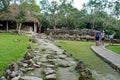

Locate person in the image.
[109,34,114,45]
[95,31,100,46]
[100,31,105,45]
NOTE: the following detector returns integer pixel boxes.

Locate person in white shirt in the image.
[100,31,105,45]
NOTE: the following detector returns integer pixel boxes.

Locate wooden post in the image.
[34,22,37,33]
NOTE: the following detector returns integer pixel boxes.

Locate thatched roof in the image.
[0,4,39,24]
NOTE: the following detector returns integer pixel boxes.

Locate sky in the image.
[72,0,89,10]
[35,0,89,10]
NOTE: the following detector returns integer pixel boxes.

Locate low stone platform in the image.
[91,45,120,73]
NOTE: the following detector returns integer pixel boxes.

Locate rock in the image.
[44,68,55,75]
[63,50,72,57]
[24,52,33,60]
[75,61,93,80]
[41,48,46,51]
[6,63,19,72]
[21,63,28,68]
[27,44,32,49]
[33,63,41,68]
[33,55,40,61]
[11,75,21,80]
[58,60,70,67]
[40,58,48,63]
[36,62,42,65]
[46,54,56,59]
[20,76,42,80]
[59,55,67,59]
[44,64,57,68]
[26,67,34,71]
[10,71,18,78]
[29,59,40,68]
[46,50,58,55]
[34,49,40,54]
[48,59,57,65]
[75,61,85,72]
[5,69,11,75]
[19,68,26,72]
[0,76,7,80]
[69,61,76,66]
[45,74,56,80]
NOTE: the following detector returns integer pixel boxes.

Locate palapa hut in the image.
[0,4,39,34]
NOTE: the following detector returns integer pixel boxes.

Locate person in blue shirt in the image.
[95,31,100,46]
[109,34,114,45]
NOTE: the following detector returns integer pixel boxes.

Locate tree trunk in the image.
[18,23,22,34]
[53,20,56,30]
[91,23,94,31]
[6,21,8,32]
[16,23,19,32]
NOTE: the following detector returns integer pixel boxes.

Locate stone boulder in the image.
[75,61,93,80]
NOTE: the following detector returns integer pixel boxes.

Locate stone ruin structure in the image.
[45,28,120,43]
[45,28,98,41]
[75,61,94,80]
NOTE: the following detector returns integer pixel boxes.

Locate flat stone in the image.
[0,76,7,80]
[36,62,42,65]
[58,60,70,67]
[26,67,34,71]
[5,69,11,74]
[59,55,67,59]
[20,76,42,80]
[44,64,56,68]
[44,68,55,75]
[11,75,21,80]
[21,63,28,68]
[45,74,56,80]
[40,58,48,63]
[46,54,56,59]
[10,71,18,77]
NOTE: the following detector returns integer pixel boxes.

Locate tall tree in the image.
[39,0,74,29]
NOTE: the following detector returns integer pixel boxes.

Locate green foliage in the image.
[55,40,120,75]
[21,0,40,13]
[106,45,120,54]
[16,9,26,23]
[0,0,10,11]
[0,33,30,76]
[113,1,120,19]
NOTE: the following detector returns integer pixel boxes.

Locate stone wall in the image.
[45,29,97,41]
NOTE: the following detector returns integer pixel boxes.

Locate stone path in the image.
[35,36,79,80]
[91,45,120,72]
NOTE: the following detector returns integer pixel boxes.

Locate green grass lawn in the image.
[106,45,120,54]
[0,33,30,76]
[55,40,119,74]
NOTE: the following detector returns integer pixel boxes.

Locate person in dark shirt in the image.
[95,31,100,46]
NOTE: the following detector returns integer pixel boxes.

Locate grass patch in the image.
[106,45,120,54]
[55,40,118,74]
[0,33,30,76]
